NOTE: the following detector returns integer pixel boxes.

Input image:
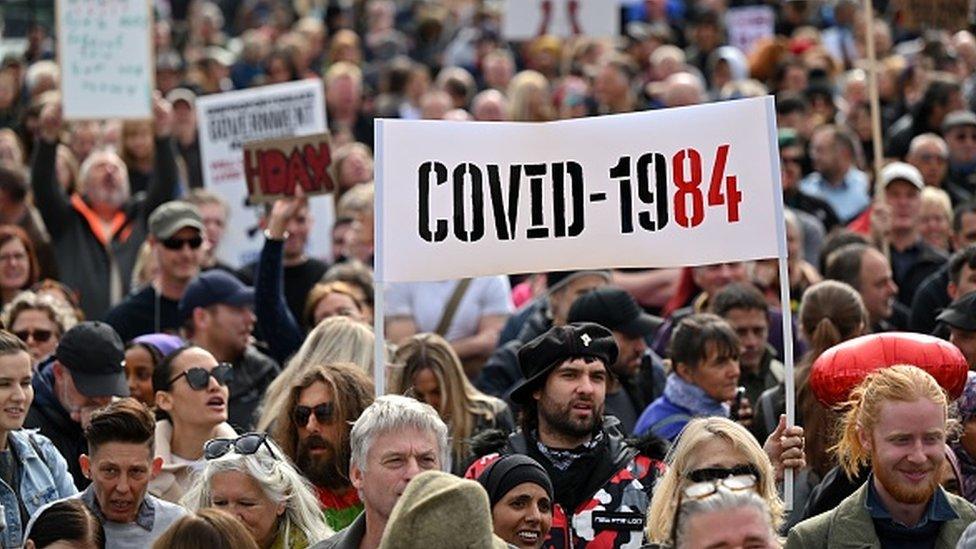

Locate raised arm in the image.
[30,102,72,238]
[144,93,179,216]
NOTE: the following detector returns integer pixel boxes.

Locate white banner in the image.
[502,0,620,40]
[725,6,776,55]
[196,80,334,268]
[57,0,153,120]
[375,97,784,283]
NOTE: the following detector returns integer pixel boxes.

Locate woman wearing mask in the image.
[476,454,553,549]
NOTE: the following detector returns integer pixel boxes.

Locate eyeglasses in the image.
[14,329,54,343]
[686,464,761,484]
[161,235,204,250]
[204,432,280,460]
[0,252,27,264]
[293,402,335,427]
[169,363,232,390]
[682,474,758,500]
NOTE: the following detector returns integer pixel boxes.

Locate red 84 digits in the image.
[610,144,742,233]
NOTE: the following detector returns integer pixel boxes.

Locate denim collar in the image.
[80,484,157,531]
[865,473,958,528]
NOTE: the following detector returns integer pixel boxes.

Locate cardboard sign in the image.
[196,80,333,267]
[57,0,153,120]
[502,0,620,40]
[897,0,973,32]
[243,133,335,203]
[374,97,784,283]
[725,6,775,55]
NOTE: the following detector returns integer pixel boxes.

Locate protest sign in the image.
[896,0,973,32]
[243,133,336,203]
[725,5,775,55]
[502,0,620,40]
[375,97,782,283]
[197,80,333,267]
[57,0,153,120]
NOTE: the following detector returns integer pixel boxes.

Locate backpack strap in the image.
[648,413,692,437]
[26,433,50,471]
[435,278,472,337]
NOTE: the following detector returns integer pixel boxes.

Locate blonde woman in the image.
[646,417,792,546]
[391,333,514,474]
[507,70,555,122]
[256,316,380,431]
[920,186,953,253]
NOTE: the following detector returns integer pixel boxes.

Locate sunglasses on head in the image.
[14,329,54,343]
[682,474,758,500]
[169,363,232,390]
[686,464,761,484]
[204,432,279,460]
[161,235,204,250]
[293,402,335,427]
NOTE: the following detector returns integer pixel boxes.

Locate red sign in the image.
[242,132,335,202]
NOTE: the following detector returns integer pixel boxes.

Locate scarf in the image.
[951,441,976,504]
[534,429,605,471]
[663,374,729,419]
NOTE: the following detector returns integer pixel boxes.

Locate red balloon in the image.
[809,332,969,407]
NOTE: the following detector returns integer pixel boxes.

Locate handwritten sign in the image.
[196,80,333,267]
[243,133,335,203]
[502,0,620,40]
[375,97,783,282]
[725,6,775,55]
[57,0,153,120]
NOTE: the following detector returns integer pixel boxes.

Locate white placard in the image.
[725,5,776,55]
[375,97,783,283]
[502,0,621,40]
[196,80,333,268]
[57,0,153,120]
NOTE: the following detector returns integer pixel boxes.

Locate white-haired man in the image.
[312,395,449,549]
[32,97,179,319]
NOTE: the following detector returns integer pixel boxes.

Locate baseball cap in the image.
[149,201,205,240]
[567,287,662,337]
[942,110,976,134]
[510,323,618,404]
[937,292,976,331]
[165,87,196,108]
[877,162,924,192]
[55,322,128,398]
[545,270,611,296]
[179,271,255,321]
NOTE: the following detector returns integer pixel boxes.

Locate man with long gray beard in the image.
[267,363,374,531]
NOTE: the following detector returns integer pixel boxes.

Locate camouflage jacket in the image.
[466,428,666,549]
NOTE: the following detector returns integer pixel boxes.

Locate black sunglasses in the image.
[686,464,761,484]
[162,235,204,250]
[14,329,54,343]
[293,402,335,427]
[205,432,279,460]
[169,363,233,390]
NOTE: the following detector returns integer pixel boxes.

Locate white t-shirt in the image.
[385,276,514,341]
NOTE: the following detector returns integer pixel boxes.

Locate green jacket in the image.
[785,482,976,548]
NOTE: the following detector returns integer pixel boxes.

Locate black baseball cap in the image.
[510,323,618,404]
[938,292,976,331]
[179,270,255,321]
[567,287,662,337]
[55,322,128,398]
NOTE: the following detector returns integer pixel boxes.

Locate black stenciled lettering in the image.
[524,164,548,239]
[452,163,485,242]
[565,161,585,237]
[418,161,448,242]
[486,164,521,240]
[637,152,669,231]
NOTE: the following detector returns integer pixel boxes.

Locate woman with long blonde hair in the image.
[645,417,785,546]
[391,333,514,473]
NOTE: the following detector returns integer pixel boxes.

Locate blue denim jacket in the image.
[0,429,77,548]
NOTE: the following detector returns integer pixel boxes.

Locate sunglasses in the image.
[14,329,54,343]
[169,363,233,390]
[204,432,280,460]
[161,235,204,250]
[293,402,335,427]
[682,474,758,500]
[686,464,760,484]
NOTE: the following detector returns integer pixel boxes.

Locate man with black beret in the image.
[465,322,666,548]
[937,291,976,369]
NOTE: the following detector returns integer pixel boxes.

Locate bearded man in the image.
[269,363,374,531]
[786,365,976,548]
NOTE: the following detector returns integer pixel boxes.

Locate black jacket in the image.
[226,346,280,431]
[24,361,86,489]
[910,265,951,335]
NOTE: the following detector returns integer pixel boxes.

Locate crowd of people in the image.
[0,0,976,547]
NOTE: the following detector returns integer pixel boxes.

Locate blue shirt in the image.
[799,168,871,223]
